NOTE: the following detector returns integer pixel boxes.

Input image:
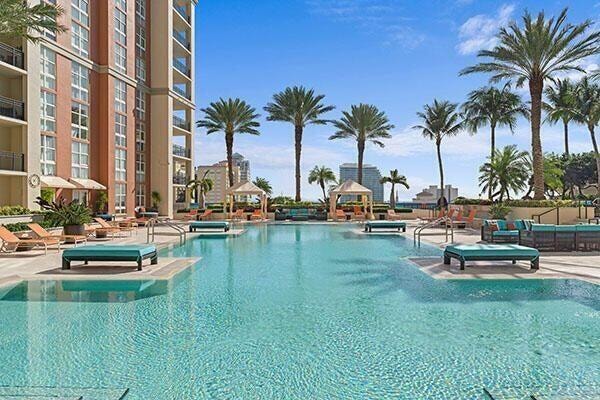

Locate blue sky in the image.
[194,0,598,201]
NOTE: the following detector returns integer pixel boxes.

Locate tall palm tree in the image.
[187,170,213,209]
[380,169,409,209]
[253,177,273,196]
[413,100,463,207]
[544,78,577,155]
[197,98,260,187]
[479,145,530,201]
[572,78,600,194]
[0,0,66,42]
[264,86,334,201]
[308,165,337,203]
[460,9,600,200]
[329,104,394,185]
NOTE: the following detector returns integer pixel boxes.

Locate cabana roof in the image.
[226,181,266,196]
[330,179,372,195]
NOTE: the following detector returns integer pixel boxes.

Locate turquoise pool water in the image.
[0,224,598,399]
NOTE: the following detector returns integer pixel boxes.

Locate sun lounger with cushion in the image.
[364,221,406,232]
[443,244,539,270]
[62,244,158,271]
[0,226,61,254]
[27,223,87,246]
[386,210,403,220]
[189,221,230,232]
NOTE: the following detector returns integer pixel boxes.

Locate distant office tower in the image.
[196,161,240,203]
[339,163,384,202]
[232,153,250,182]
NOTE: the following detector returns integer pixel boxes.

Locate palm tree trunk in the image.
[529,78,545,200]
[588,124,600,195]
[436,141,445,208]
[390,183,396,209]
[294,125,303,202]
[357,141,365,184]
[225,132,234,187]
[488,124,496,200]
[563,120,570,156]
[320,182,327,203]
[200,191,205,209]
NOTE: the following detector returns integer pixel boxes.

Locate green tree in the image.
[572,78,600,195]
[460,9,600,200]
[187,170,214,209]
[264,86,334,201]
[523,154,565,199]
[380,169,409,209]
[563,152,598,196]
[479,145,530,202]
[0,0,66,43]
[413,100,463,206]
[308,165,337,203]
[544,79,577,156]
[329,104,393,185]
[253,177,273,196]
[197,98,260,187]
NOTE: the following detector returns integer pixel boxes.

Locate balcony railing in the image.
[173,58,190,77]
[0,43,24,70]
[0,95,24,120]
[173,85,191,100]
[173,175,188,185]
[173,144,191,158]
[174,4,191,23]
[173,115,191,131]
[0,150,24,172]
[173,30,190,50]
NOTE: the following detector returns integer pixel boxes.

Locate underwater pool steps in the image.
[0,386,129,400]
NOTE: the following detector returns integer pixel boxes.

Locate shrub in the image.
[453,198,493,206]
[3,220,60,232]
[489,203,512,220]
[0,206,34,216]
[35,197,92,226]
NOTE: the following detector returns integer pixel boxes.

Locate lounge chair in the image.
[231,209,245,221]
[443,244,539,270]
[84,224,113,239]
[62,244,158,271]
[386,210,403,220]
[289,208,309,221]
[364,221,406,232]
[183,209,198,221]
[450,209,477,229]
[94,217,135,236]
[0,226,61,254]
[250,209,263,220]
[352,206,366,221]
[27,223,87,246]
[335,209,347,221]
[189,221,230,232]
[198,209,213,221]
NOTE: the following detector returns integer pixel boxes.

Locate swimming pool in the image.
[0,224,598,399]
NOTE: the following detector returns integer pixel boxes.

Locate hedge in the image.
[0,206,36,216]
[453,198,583,208]
[3,220,60,233]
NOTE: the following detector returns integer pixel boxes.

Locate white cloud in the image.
[457,3,515,55]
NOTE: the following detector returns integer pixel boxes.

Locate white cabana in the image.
[329,179,374,220]
[224,181,268,219]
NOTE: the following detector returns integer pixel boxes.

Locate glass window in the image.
[136,24,146,52]
[71,102,89,140]
[175,187,186,203]
[40,46,56,90]
[135,183,146,207]
[72,190,88,205]
[115,0,127,11]
[71,22,89,57]
[135,57,145,81]
[115,114,127,147]
[135,89,145,117]
[40,135,56,176]
[71,62,89,102]
[115,148,127,181]
[71,141,89,178]
[71,0,89,27]
[115,79,127,113]
[136,152,145,181]
[135,120,145,152]
[115,183,127,213]
[115,44,127,73]
[114,8,127,45]
[135,0,145,20]
[40,90,56,132]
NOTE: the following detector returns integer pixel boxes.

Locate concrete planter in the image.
[454,205,595,225]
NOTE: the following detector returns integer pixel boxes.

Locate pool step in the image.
[0,386,129,400]
[483,384,600,399]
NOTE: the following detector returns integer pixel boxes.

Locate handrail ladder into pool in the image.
[146,218,187,246]
[414,216,454,247]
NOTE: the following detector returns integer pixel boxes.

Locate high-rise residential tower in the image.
[339,163,384,202]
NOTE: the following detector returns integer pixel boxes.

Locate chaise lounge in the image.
[443,244,540,270]
[62,244,158,271]
[364,221,406,232]
[189,221,230,232]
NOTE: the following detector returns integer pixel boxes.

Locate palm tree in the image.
[479,145,530,201]
[197,98,260,187]
[0,0,66,43]
[572,78,600,194]
[544,79,577,155]
[264,86,334,201]
[187,170,213,209]
[253,177,273,196]
[329,104,394,185]
[413,100,463,207]
[308,165,337,203]
[380,169,409,209]
[460,9,600,200]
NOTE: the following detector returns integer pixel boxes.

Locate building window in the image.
[71,22,89,57]
[114,8,127,45]
[136,24,146,52]
[115,148,127,181]
[136,183,146,207]
[71,141,89,178]
[115,0,127,11]
[115,79,127,113]
[135,0,145,20]
[135,57,146,81]
[40,91,56,132]
[40,135,56,176]
[40,46,56,90]
[71,102,89,140]
[72,0,89,26]
[175,187,186,203]
[136,152,145,180]
[115,44,127,73]
[71,62,89,102]
[135,89,145,117]
[72,190,88,205]
[115,183,126,213]
[115,114,127,147]
[135,121,145,152]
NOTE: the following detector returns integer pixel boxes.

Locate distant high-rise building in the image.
[196,161,240,203]
[232,153,250,182]
[339,163,384,202]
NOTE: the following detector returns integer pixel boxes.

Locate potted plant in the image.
[489,203,512,220]
[150,191,161,212]
[95,191,108,214]
[35,197,93,236]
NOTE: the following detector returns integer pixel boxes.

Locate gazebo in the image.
[329,179,374,220]
[224,181,268,219]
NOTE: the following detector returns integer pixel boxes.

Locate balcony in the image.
[174,4,191,23]
[173,58,190,77]
[173,115,191,131]
[0,96,24,121]
[173,144,191,158]
[173,30,190,50]
[0,43,24,70]
[0,150,24,172]
[173,85,191,100]
[173,175,188,185]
